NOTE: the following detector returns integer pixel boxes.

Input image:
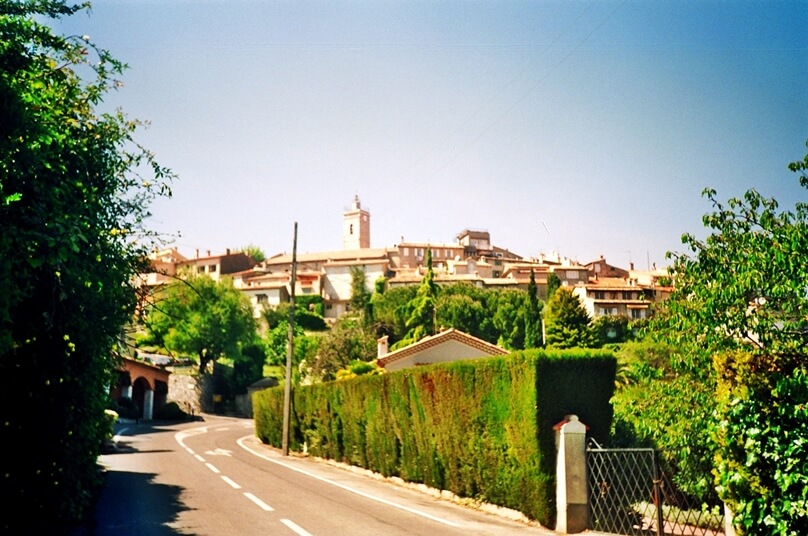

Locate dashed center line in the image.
[244,492,274,511]
[281,518,314,536]
[205,462,220,474]
[221,475,241,489]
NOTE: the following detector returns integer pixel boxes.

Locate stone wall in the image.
[168,371,213,417]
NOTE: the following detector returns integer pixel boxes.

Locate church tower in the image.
[343,195,370,249]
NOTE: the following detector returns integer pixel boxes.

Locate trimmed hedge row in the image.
[253,349,615,526]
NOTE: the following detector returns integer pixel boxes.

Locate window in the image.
[566,270,579,280]
[631,309,646,319]
[403,247,409,256]
[209,264,217,273]
[349,224,354,235]
[595,291,605,300]
[622,291,633,300]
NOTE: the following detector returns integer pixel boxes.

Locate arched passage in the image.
[111,358,172,420]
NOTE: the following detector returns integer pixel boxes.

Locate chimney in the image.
[377,335,389,358]
[226,248,231,255]
[630,262,634,271]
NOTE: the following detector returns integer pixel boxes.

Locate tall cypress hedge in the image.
[253,349,615,527]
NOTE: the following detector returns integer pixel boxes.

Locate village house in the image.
[139,197,670,321]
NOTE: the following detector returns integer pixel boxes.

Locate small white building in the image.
[376,328,509,372]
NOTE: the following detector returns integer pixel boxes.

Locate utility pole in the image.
[281,222,298,456]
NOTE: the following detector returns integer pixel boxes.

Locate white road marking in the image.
[112,426,130,443]
[205,463,220,474]
[281,518,313,536]
[194,454,205,462]
[205,448,232,456]
[175,426,208,449]
[237,436,461,528]
[244,492,274,511]
[221,475,241,489]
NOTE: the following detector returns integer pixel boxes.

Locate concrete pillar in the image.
[555,415,588,533]
[122,385,133,399]
[142,389,154,420]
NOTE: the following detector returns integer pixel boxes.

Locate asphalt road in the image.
[68,414,577,536]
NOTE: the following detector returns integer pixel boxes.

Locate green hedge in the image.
[253,349,615,527]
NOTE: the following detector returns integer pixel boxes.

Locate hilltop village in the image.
[141,196,673,322]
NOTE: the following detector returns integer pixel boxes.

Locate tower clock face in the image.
[362,215,368,222]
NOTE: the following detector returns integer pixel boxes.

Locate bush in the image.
[155,401,188,421]
[714,351,808,535]
[254,349,616,526]
[115,397,140,420]
[102,409,118,440]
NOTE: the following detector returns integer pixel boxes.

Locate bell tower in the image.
[343,195,370,249]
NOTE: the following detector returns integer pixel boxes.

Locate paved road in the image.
[68,414,605,535]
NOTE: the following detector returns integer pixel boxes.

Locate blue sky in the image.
[54,1,807,270]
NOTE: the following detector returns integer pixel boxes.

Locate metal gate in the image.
[586,440,725,536]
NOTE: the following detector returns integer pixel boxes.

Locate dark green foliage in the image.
[349,265,373,321]
[0,1,172,528]
[145,274,257,374]
[546,272,561,300]
[307,315,375,382]
[648,144,808,533]
[544,287,597,349]
[401,248,438,344]
[714,350,808,535]
[114,396,140,420]
[372,284,417,345]
[435,289,496,342]
[254,349,616,526]
[591,314,631,347]
[524,269,543,348]
[231,342,266,395]
[296,294,326,320]
[264,301,327,331]
[155,401,188,421]
[488,287,530,349]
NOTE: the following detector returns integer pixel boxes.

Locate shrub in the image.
[254,349,615,527]
[155,401,188,421]
[116,397,140,420]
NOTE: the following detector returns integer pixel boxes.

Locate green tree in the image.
[652,146,808,533]
[240,243,265,263]
[488,287,528,349]
[371,284,416,344]
[591,314,631,347]
[349,265,373,323]
[546,271,561,301]
[399,248,438,345]
[524,269,543,348]
[0,1,173,528]
[264,301,326,332]
[145,274,257,375]
[231,342,266,395]
[307,315,376,382]
[544,287,597,349]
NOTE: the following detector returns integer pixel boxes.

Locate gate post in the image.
[555,415,588,533]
